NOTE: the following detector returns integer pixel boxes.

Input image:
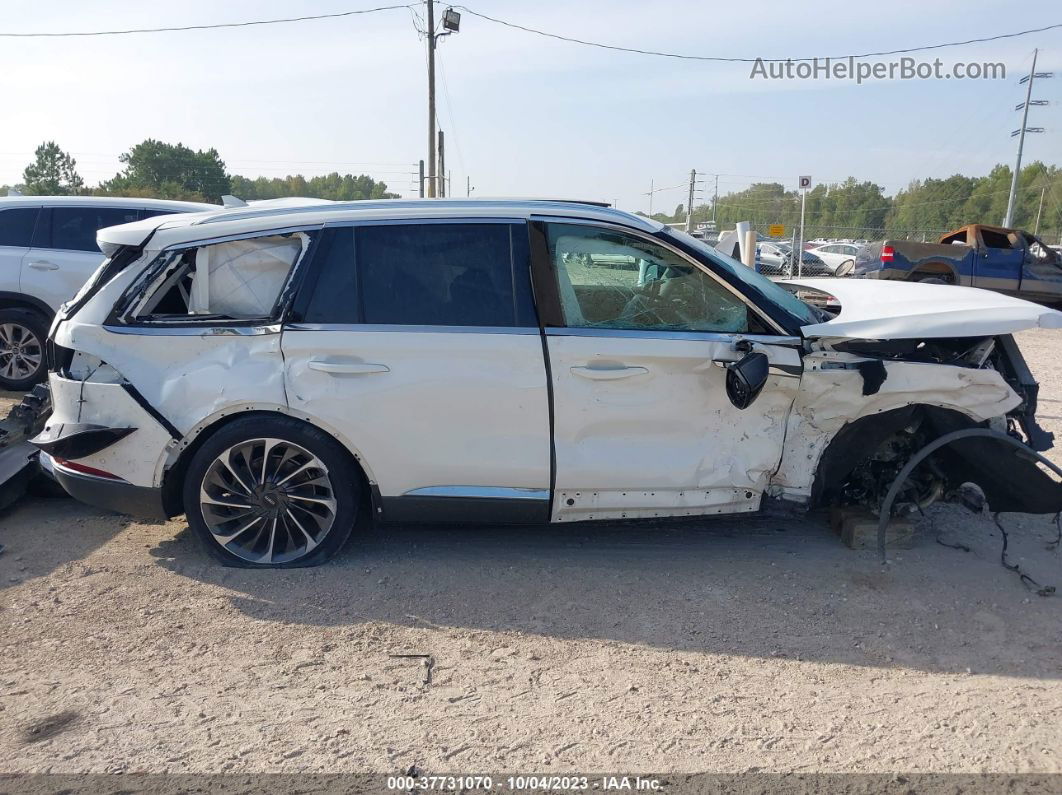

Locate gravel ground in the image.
[0,330,1060,776]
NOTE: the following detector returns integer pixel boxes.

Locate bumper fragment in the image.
[44,453,168,520]
[31,423,135,460]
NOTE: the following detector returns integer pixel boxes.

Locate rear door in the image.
[23,205,140,310]
[533,220,802,523]
[0,206,41,300]
[281,220,551,522]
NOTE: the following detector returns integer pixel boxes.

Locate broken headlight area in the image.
[815,405,1062,518]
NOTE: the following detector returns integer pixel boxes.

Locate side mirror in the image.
[725,351,769,410]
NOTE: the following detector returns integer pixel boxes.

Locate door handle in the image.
[308,359,390,375]
[570,365,648,381]
[28,260,59,271]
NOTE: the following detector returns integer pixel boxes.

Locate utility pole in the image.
[426,1,437,198]
[438,130,446,197]
[466,175,472,197]
[648,178,654,217]
[1034,186,1046,235]
[684,169,696,233]
[418,160,425,198]
[1004,49,1051,227]
[712,174,719,228]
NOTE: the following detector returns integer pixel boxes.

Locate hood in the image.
[783,278,1062,340]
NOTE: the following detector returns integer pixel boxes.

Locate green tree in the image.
[228,171,399,201]
[21,141,84,195]
[101,139,230,202]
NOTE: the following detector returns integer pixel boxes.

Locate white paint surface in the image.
[547,333,802,521]
[783,277,1062,339]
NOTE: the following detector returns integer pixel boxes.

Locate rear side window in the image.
[0,207,40,247]
[297,222,537,328]
[49,207,141,252]
[125,232,308,323]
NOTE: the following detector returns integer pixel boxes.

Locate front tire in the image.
[0,308,49,392]
[182,416,360,568]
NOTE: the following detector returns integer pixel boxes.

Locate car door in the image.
[281,220,551,523]
[0,206,41,299]
[533,220,803,523]
[23,205,140,311]
[972,227,1024,295]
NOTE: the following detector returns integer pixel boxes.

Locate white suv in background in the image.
[0,195,215,390]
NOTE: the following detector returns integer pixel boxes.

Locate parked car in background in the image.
[0,195,216,389]
[756,242,831,276]
[854,223,1062,302]
[34,199,1062,568]
[808,242,861,275]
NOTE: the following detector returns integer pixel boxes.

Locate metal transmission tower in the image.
[1004,49,1052,227]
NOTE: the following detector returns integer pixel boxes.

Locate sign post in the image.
[796,176,812,277]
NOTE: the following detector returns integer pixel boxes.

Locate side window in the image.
[0,207,40,248]
[127,232,307,322]
[546,223,750,333]
[50,207,140,252]
[980,229,1012,250]
[354,223,527,327]
[299,227,357,324]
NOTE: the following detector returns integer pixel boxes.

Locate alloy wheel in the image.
[0,322,43,382]
[199,438,338,564]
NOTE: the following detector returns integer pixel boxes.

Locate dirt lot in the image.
[0,330,1060,777]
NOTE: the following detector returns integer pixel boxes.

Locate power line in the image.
[0,4,412,37]
[1,1,1057,66]
[454,7,1062,63]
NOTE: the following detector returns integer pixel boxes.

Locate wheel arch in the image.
[907,262,957,283]
[0,292,54,320]
[160,407,380,519]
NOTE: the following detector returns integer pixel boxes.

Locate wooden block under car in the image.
[829,506,916,550]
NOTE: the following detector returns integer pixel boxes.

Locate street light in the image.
[442,8,461,32]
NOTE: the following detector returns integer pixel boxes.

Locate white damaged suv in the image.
[34,199,1062,567]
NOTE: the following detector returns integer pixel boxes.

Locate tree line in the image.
[4,140,400,204]
[652,163,1062,242]
[6,140,1061,241]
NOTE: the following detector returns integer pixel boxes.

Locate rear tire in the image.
[915,275,949,285]
[182,415,361,568]
[0,308,49,392]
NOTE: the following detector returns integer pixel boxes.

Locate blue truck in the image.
[854,224,1062,303]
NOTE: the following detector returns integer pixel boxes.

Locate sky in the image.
[1,0,1060,216]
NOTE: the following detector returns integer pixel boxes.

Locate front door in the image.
[281,221,551,522]
[536,221,802,522]
[972,227,1024,295]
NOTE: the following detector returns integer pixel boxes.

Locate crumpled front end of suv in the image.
[769,278,1062,517]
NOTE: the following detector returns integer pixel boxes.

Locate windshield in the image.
[661,227,823,327]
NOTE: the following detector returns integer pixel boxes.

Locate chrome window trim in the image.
[103,324,281,337]
[286,323,539,336]
[404,486,549,500]
[531,214,788,336]
[322,216,526,228]
[544,327,802,346]
[151,223,324,253]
